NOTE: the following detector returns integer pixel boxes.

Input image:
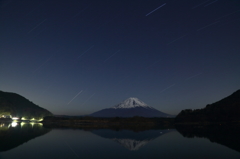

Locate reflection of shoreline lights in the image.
[11,122,18,127]
[0,123,5,127]
[30,122,34,127]
[30,122,43,127]
[0,123,10,130]
[21,122,26,127]
[1,122,43,129]
[21,122,42,127]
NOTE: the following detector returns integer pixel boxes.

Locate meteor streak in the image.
[28,19,47,34]
[67,90,83,105]
[78,45,94,58]
[204,0,218,7]
[104,50,120,62]
[160,84,175,93]
[146,3,166,16]
[197,21,220,31]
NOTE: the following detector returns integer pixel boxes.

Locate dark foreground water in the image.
[0,122,240,159]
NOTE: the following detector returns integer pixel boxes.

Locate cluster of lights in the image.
[1,115,43,129]
[0,123,6,127]
[0,122,44,129]
[1,116,43,129]
[0,115,12,118]
[21,122,43,127]
[1,115,43,121]
[21,117,43,121]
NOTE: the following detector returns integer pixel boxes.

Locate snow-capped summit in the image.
[90,97,174,118]
[112,97,152,109]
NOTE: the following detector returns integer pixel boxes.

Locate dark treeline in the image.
[175,89,240,124]
[43,116,175,131]
[176,124,240,153]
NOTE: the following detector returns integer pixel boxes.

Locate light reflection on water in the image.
[0,121,43,129]
[0,126,239,159]
[0,122,50,154]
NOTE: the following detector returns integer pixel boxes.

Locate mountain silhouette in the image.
[175,89,240,123]
[90,97,173,117]
[0,90,52,119]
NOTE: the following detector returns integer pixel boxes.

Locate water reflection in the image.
[0,123,9,130]
[0,125,239,159]
[0,122,51,152]
[11,122,18,127]
[176,125,240,153]
[91,129,173,150]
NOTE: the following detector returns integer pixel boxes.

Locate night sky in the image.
[1,0,240,115]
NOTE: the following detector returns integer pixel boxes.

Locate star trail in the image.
[1,0,240,115]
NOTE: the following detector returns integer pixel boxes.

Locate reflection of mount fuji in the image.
[0,122,51,152]
[112,138,150,151]
[91,129,173,150]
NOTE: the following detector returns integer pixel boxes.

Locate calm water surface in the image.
[0,123,239,159]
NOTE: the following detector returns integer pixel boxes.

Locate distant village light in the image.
[21,117,28,120]
[1,115,12,118]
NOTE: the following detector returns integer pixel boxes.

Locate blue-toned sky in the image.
[1,0,240,115]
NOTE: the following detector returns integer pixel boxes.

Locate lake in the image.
[0,122,239,159]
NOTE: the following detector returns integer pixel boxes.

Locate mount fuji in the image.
[90,97,174,118]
